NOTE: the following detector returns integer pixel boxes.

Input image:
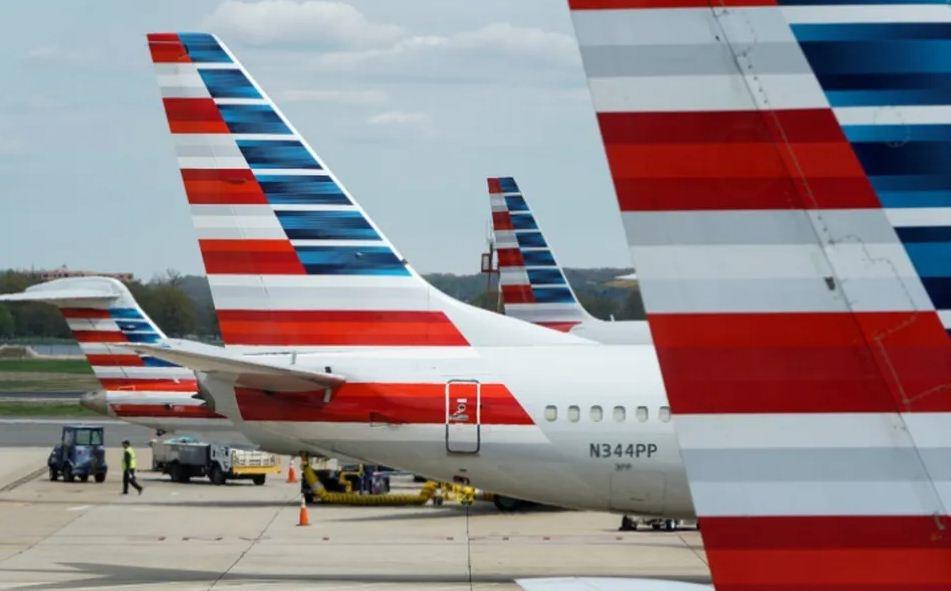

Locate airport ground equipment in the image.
[48,425,108,483]
[299,455,440,506]
[151,436,280,485]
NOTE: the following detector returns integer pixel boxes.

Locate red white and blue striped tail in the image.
[0,277,203,415]
[488,177,589,332]
[148,33,585,351]
[568,1,951,589]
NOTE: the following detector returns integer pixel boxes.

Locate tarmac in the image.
[0,443,710,590]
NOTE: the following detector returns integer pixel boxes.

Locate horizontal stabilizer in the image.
[0,289,115,303]
[127,339,345,393]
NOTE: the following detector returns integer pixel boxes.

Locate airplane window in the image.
[568,405,580,423]
[590,405,603,422]
[613,406,626,422]
[544,405,557,422]
[659,406,671,423]
[636,406,648,422]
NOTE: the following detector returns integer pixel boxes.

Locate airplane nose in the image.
[79,391,109,416]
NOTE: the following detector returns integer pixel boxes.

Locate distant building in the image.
[33,266,134,283]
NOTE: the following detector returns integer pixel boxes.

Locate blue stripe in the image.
[510,213,538,231]
[896,226,951,242]
[276,210,379,240]
[115,321,153,332]
[219,104,290,135]
[872,175,951,191]
[900,241,951,277]
[879,191,951,208]
[198,69,260,99]
[799,41,951,75]
[844,124,951,143]
[527,269,566,286]
[499,178,519,193]
[256,175,349,205]
[516,232,547,248]
[237,140,320,169]
[826,88,951,107]
[505,195,529,212]
[852,142,951,176]
[295,246,408,276]
[532,287,575,304]
[125,333,162,344]
[522,250,556,266]
[918,277,951,308]
[792,23,951,42]
[109,308,143,320]
[179,33,231,63]
[142,356,180,368]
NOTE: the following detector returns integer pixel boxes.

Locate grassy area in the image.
[0,359,92,374]
[0,401,98,417]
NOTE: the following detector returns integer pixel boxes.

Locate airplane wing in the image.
[126,339,345,393]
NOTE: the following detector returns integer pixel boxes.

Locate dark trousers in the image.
[123,469,142,493]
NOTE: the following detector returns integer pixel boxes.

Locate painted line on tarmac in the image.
[67,505,91,512]
[0,466,46,493]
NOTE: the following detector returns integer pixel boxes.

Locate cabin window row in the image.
[543,405,671,424]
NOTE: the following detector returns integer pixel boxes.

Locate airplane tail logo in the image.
[149,33,583,350]
[0,277,197,396]
[487,177,588,332]
[568,1,951,589]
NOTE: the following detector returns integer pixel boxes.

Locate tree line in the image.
[0,268,644,341]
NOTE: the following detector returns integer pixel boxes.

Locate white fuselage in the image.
[201,343,693,517]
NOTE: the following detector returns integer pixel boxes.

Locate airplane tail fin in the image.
[487,177,589,332]
[148,33,586,349]
[0,277,198,396]
[569,2,951,589]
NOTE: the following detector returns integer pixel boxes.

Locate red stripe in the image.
[73,331,127,344]
[599,110,880,210]
[61,308,111,319]
[570,0,775,7]
[112,403,223,419]
[86,354,144,367]
[147,34,190,63]
[537,321,581,333]
[217,310,469,347]
[598,110,846,145]
[613,177,877,211]
[199,239,306,275]
[650,312,951,413]
[496,248,525,267]
[487,178,502,193]
[492,211,514,231]
[162,98,228,134]
[235,383,533,425]
[101,379,198,392]
[180,169,267,205]
[502,285,535,304]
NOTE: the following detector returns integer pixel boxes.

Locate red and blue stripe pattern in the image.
[149,33,466,347]
[487,177,587,331]
[569,2,951,589]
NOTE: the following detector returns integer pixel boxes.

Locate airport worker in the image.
[121,440,144,495]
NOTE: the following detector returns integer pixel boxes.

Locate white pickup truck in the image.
[151,436,281,485]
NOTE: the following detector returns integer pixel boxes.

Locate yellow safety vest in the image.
[124,447,137,470]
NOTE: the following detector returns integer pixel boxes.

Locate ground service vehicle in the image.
[48,425,107,483]
[151,436,279,485]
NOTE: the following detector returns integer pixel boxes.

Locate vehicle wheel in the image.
[210,464,226,485]
[492,495,523,512]
[304,490,315,504]
[619,516,637,531]
[168,462,181,483]
[252,475,266,486]
[94,472,106,483]
[63,465,75,483]
[79,474,89,483]
[48,467,58,481]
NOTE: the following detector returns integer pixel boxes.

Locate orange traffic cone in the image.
[297,496,310,527]
[286,460,297,483]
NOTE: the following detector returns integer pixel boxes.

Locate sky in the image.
[0,0,630,280]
